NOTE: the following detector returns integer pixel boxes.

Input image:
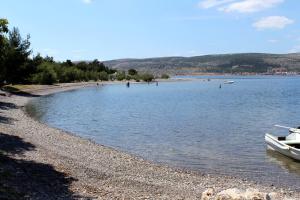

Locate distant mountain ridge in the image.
[103,53,300,75]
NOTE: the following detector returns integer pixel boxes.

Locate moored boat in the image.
[224,80,235,84]
[265,125,300,160]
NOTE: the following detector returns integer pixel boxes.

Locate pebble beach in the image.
[0,82,299,199]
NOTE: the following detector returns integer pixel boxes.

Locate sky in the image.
[1,0,300,61]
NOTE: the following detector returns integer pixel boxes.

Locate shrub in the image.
[99,71,108,81]
[140,73,154,82]
[161,74,170,79]
[128,69,137,76]
[132,74,140,82]
[109,74,116,81]
[125,75,131,80]
[60,67,82,82]
[31,63,57,84]
[116,71,126,81]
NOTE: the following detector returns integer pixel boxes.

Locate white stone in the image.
[216,188,268,200]
[201,188,214,200]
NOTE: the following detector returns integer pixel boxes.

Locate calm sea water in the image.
[27,76,300,190]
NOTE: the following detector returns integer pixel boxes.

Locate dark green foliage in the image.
[0,19,8,33]
[116,71,126,81]
[31,63,57,85]
[161,74,169,79]
[62,59,73,67]
[125,75,131,80]
[5,27,32,83]
[0,24,32,84]
[60,67,82,83]
[43,56,54,63]
[0,19,9,85]
[132,75,140,82]
[128,69,137,76]
[140,73,154,82]
[109,74,116,81]
[99,71,109,81]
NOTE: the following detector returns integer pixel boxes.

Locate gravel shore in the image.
[0,82,299,199]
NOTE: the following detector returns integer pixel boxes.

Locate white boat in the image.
[265,125,300,160]
[224,80,235,84]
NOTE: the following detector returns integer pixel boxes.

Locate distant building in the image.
[270,67,288,74]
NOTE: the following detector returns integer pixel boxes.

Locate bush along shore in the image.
[0,83,298,199]
[0,18,169,87]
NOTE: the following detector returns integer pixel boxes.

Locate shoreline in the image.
[0,82,298,199]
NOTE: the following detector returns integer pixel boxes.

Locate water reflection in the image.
[266,149,300,176]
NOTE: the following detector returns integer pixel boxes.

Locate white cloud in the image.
[199,0,284,13]
[221,0,284,13]
[82,0,92,4]
[198,0,236,9]
[268,39,279,43]
[253,16,294,30]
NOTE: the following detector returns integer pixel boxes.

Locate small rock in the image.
[201,188,214,200]
[216,188,243,200]
[245,188,266,199]
[216,188,268,200]
[266,192,279,200]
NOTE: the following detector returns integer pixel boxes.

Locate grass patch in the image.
[3,84,42,92]
[1,85,44,97]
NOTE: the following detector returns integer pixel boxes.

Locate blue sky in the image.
[1,0,299,61]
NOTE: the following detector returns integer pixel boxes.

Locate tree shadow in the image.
[0,101,18,125]
[0,132,90,199]
[0,115,15,124]
[11,91,40,97]
[1,86,40,97]
[0,133,35,154]
[0,101,18,110]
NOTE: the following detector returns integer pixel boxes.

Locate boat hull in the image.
[265,133,300,161]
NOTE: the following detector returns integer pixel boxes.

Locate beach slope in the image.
[0,83,297,199]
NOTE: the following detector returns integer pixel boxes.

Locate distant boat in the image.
[265,125,300,161]
[224,80,235,84]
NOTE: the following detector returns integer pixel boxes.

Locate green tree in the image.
[76,61,89,71]
[62,59,74,67]
[125,75,131,80]
[0,18,9,84]
[60,67,82,82]
[116,71,126,81]
[140,73,154,82]
[128,68,137,76]
[5,27,32,83]
[32,63,57,85]
[99,71,108,81]
[161,74,169,79]
[132,74,141,82]
[43,55,54,63]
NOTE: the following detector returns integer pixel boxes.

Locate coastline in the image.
[0,82,298,199]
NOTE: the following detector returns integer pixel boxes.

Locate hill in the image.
[104,53,300,75]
